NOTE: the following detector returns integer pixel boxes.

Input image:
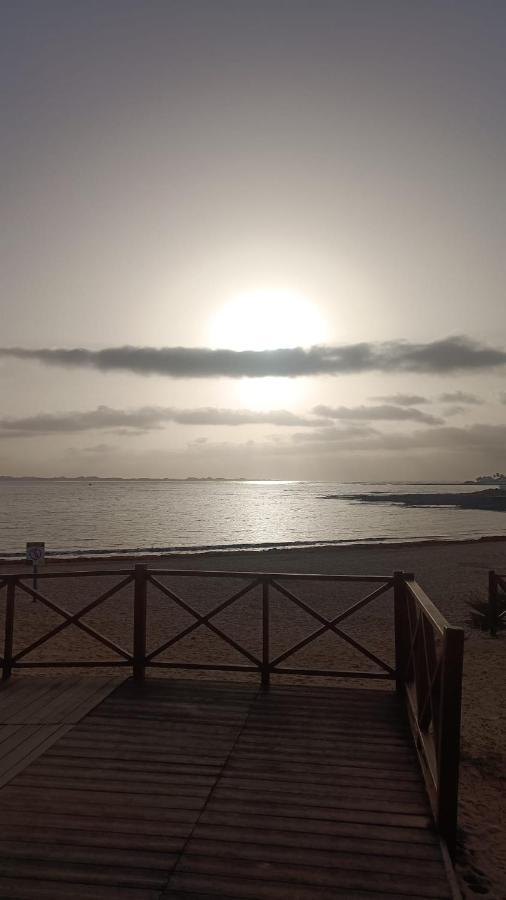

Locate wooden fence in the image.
[468,570,506,635]
[0,565,464,856]
[488,570,506,636]
[393,572,464,859]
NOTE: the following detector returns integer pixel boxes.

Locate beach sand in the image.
[2,538,505,899]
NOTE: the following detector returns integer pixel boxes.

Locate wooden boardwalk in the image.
[0,676,124,789]
[0,676,460,900]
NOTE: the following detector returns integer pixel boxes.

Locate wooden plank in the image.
[15,775,212,799]
[0,677,124,725]
[212,785,429,815]
[241,716,410,734]
[47,676,125,724]
[39,754,221,777]
[0,827,186,854]
[0,679,61,721]
[225,748,420,774]
[0,793,200,824]
[191,823,442,860]
[0,725,41,756]
[2,809,192,838]
[235,735,411,754]
[168,872,447,900]
[199,810,438,845]
[0,877,159,899]
[0,785,206,810]
[0,857,168,889]
[0,678,127,789]
[215,775,425,803]
[23,763,216,788]
[4,677,81,723]
[84,714,240,734]
[0,839,177,871]
[175,855,452,898]
[206,795,431,824]
[221,766,423,791]
[201,798,432,828]
[43,745,225,767]
[225,757,423,783]
[0,725,71,788]
[185,837,448,877]
[72,721,240,742]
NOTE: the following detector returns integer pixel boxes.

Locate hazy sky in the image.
[1,0,505,479]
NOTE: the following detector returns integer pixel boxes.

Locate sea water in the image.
[0,479,504,560]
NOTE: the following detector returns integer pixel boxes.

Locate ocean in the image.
[1,479,505,560]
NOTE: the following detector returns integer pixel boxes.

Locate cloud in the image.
[1,335,506,378]
[438,391,482,404]
[291,422,506,453]
[369,393,429,406]
[171,422,506,464]
[442,405,466,417]
[313,404,444,425]
[0,405,326,437]
[66,442,116,456]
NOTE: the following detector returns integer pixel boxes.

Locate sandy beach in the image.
[2,537,505,899]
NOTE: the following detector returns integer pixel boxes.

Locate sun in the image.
[209,288,325,351]
[208,288,326,409]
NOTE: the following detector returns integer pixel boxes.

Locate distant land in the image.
[0,474,502,485]
[0,476,481,484]
[0,475,266,482]
[465,473,506,485]
[0,475,247,482]
[323,488,506,512]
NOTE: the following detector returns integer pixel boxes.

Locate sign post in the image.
[26,542,45,591]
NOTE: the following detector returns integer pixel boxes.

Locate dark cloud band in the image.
[1,335,505,378]
[0,405,326,437]
[313,404,443,425]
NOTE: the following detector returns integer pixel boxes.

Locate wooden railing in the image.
[394,572,464,858]
[488,570,506,636]
[0,564,464,856]
[0,567,395,682]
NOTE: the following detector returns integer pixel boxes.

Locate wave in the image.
[2,532,505,561]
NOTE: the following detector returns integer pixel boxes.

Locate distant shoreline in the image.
[0,476,490,485]
[323,488,506,512]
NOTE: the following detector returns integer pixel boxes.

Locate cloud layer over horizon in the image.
[0,399,449,438]
[2,335,506,379]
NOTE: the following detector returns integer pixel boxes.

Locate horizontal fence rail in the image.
[0,563,464,857]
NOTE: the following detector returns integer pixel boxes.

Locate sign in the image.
[26,542,45,565]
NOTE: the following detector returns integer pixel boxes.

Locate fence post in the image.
[133,565,147,682]
[393,571,409,695]
[2,576,16,681]
[489,570,498,637]
[261,578,270,690]
[437,625,464,860]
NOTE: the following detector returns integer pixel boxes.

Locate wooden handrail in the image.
[394,571,464,860]
[404,578,448,636]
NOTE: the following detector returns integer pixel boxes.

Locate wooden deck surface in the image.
[0,677,459,899]
[0,676,124,789]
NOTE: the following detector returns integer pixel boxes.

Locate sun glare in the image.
[208,289,326,352]
[208,289,326,410]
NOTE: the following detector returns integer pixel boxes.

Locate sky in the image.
[1,0,505,480]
